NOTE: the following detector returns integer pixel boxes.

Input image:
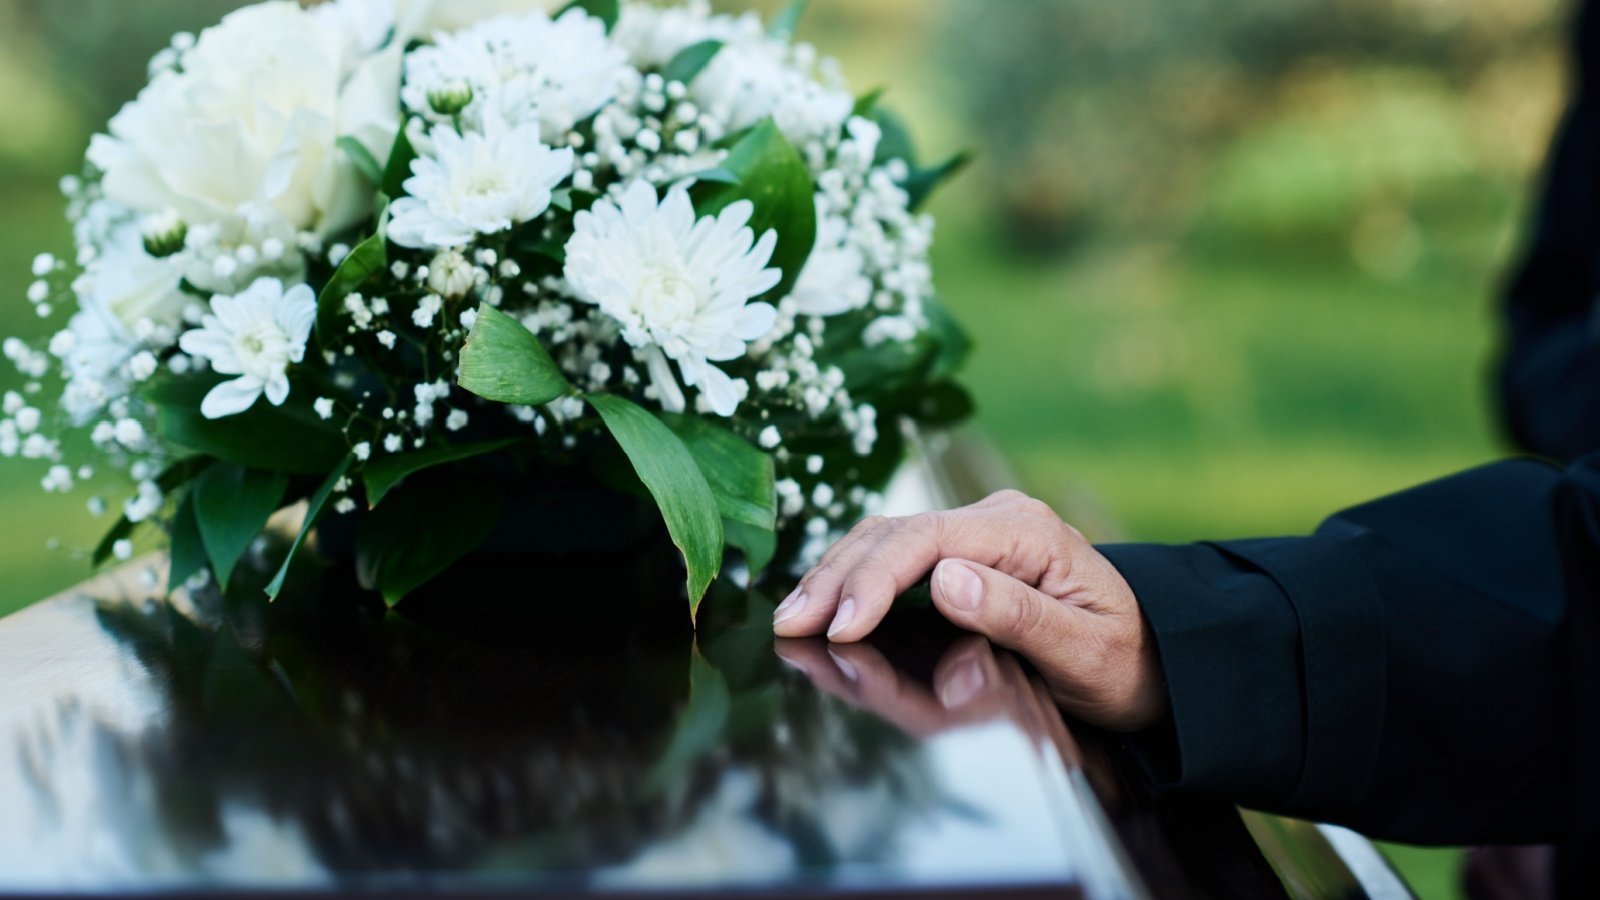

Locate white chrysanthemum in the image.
[178,278,316,419]
[387,116,575,250]
[788,201,871,317]
[564,181,781,417]
[402,8,629,141]
[689,40,853,145]
[87,1,399,243]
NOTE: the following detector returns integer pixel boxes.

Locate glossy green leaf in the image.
[457,303,572,405]
[167,490,207,591]
[767,0,809,39]
[587,394,723,612]
[684,167,740,186]
[694,118,816,297]
[355,466,503,606]
[662,39,723,85]
[645,650,730,792]
[558,0,619,30]
[363,438,522,508]
[381,124,418,199]
[144,375,349,475]
[723,519,776,577]
[265,455,354,600]
[663,415,776,530]
[193,464,289,591]
[337,136,383,187]
[92,456,216,567]
[316,231,387,342]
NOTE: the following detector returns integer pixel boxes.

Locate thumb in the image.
[931,558,1081,659]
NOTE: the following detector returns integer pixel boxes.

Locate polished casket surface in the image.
[0,453,1408,898]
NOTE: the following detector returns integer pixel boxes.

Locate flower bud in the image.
[140,210,187,258]
[428,249,483,299]
[427,81,474,117]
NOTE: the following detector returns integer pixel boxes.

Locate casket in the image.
[0,437,1411,898]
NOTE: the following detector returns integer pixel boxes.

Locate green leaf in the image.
[91,456,217,567]
[316,231,387,342]
[869,105,918,168]
[924,295,973,381]
[192,464,289,591]
[337,136,384,187]
[645,650,731,792]
[587,394,723,612]
[905,150,974,212]
[767,0,809,39]
[852,86,886,117]
[167,490,207,591]
[902,380,974,425]
[144,375,349,475]
[684,167,740,186]
[266,456,354,600]
[356,465,503,606]
[661,39,722,85]
[558,0,619,31]
[662,415,775,530]
[363,438,522,508]
[457,303,572,405]
[723,519,776,577]
[381,124,418,199]
[694,118,816,298]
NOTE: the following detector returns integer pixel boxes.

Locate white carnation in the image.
[564,180,780,417]
[388,116,575,250]
[177,277,317,419]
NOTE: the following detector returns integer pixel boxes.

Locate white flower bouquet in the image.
[5,0,971,616]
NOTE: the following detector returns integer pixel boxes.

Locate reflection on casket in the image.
[0,439,1407,898]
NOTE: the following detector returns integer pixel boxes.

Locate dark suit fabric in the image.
[1099,1,1600,851]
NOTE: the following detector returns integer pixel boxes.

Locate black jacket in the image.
[1101,0,1600,852]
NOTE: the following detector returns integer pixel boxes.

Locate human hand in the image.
[771,490,1166,732]
[774,635,1047,739]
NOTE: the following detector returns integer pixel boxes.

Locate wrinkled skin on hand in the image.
[773,490,1167,732]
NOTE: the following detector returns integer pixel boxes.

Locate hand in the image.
[771,490,1167,732]
[774,635,1047,739]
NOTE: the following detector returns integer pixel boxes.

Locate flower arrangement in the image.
[4,0,970,616]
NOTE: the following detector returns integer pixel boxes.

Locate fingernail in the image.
[938,561,983,612]
[773,589,807,625]
[939,658,985,708]
[828,650,859,683]
[827,596,857,638]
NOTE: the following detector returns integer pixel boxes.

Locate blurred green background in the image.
[0,1,1570,895]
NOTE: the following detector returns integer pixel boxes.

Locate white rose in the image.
[394,0,561,37]
[87,1,399,246]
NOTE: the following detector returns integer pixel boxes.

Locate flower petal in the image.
[200,376,264,419]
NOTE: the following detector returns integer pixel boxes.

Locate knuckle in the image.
[985,488,1030,507]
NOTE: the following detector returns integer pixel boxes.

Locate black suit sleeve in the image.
[1101,454,1600,846]
[1499,3,1600,462]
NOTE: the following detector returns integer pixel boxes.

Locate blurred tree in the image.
[939,0,1562,256]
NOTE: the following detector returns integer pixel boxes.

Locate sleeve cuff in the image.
[1099,542,1307,806]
